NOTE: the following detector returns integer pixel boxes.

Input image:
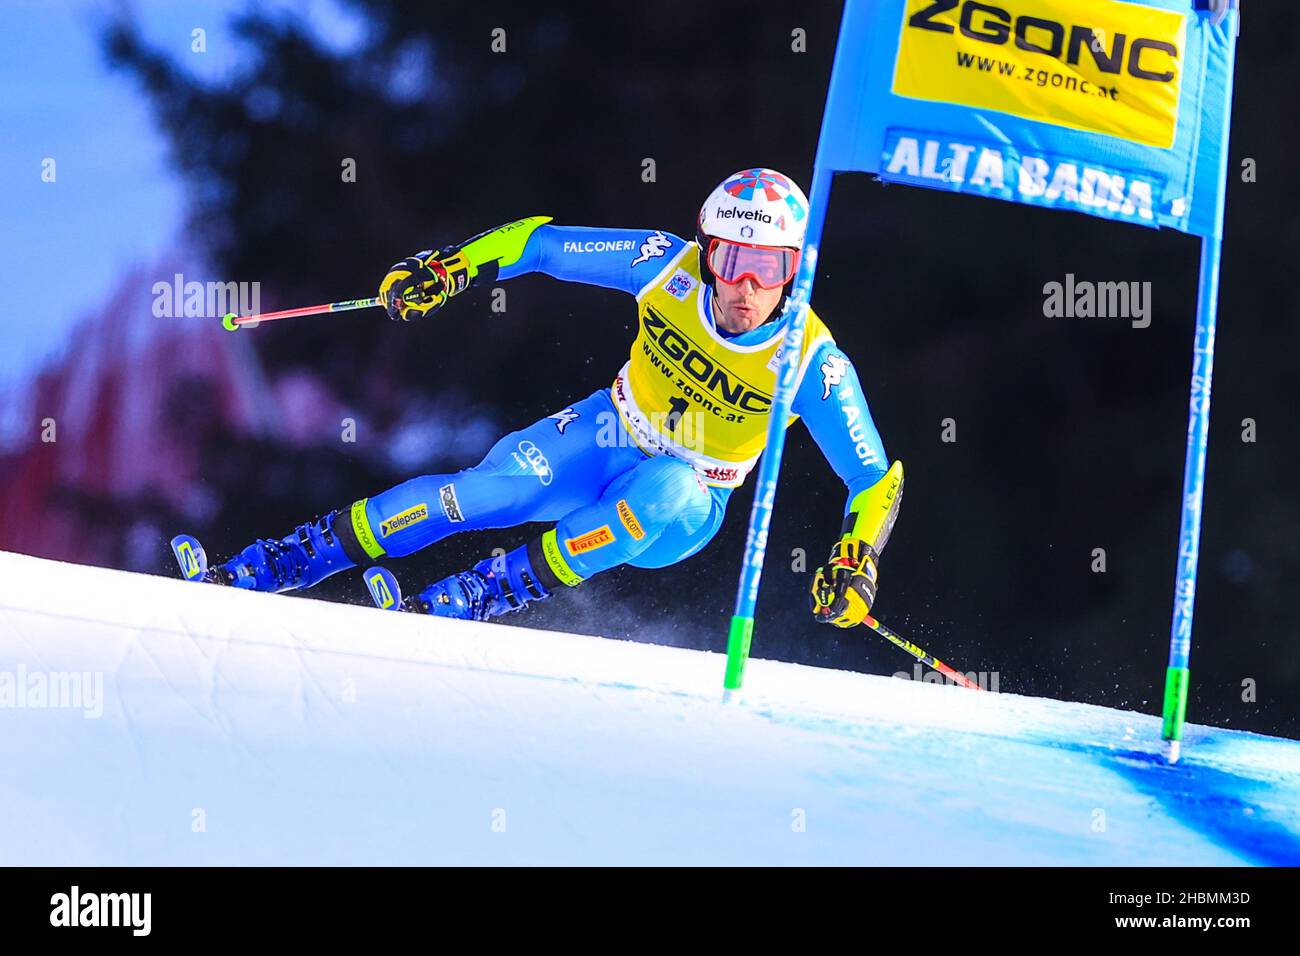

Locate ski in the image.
[171,534,209,582]
[363,566,405,611]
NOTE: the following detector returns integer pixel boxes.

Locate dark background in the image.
[8,1,1296,736]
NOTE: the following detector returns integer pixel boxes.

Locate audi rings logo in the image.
[517,440,553,486]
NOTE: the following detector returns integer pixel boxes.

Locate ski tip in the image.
[170,534,209,582]
[363,566,402,610]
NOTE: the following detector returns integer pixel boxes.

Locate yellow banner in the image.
[892,0,1186,148]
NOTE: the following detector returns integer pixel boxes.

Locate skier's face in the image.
[712,276,783,334]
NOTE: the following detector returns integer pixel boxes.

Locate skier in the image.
[173,168,903,629]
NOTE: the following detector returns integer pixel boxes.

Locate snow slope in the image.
[1,550,1297,865]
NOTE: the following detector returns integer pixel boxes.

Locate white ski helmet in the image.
[697,167,809,251]
[696,167,806,306]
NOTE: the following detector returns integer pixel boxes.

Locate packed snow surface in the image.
[2,550,1297,865]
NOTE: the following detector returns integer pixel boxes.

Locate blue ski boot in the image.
[173,510,360,592]
[417,544,554,620]
[366,543,554,620]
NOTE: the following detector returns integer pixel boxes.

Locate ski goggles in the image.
[705,238,799,290]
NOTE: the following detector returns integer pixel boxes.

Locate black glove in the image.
[378,251,453,322]
[809,538,879,628]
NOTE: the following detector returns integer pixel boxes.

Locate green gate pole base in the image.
[723,615,754,697]
[1160,666,1190,764]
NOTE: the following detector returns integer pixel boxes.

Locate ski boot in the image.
[364,544,552,621]
[171,510,357,592]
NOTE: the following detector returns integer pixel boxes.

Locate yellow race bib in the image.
[611,246,833,487]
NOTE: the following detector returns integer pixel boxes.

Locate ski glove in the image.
[378,249,472,322]
[810,538,879,628]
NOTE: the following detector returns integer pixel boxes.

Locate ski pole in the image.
[220,296,382,331]
[863,615,985,691]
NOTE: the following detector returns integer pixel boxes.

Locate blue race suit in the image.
[345,223,889,585]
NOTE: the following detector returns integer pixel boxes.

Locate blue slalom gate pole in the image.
[1161,7,1238,764]
[722,164,834,695]
[1161,235,1224,763]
